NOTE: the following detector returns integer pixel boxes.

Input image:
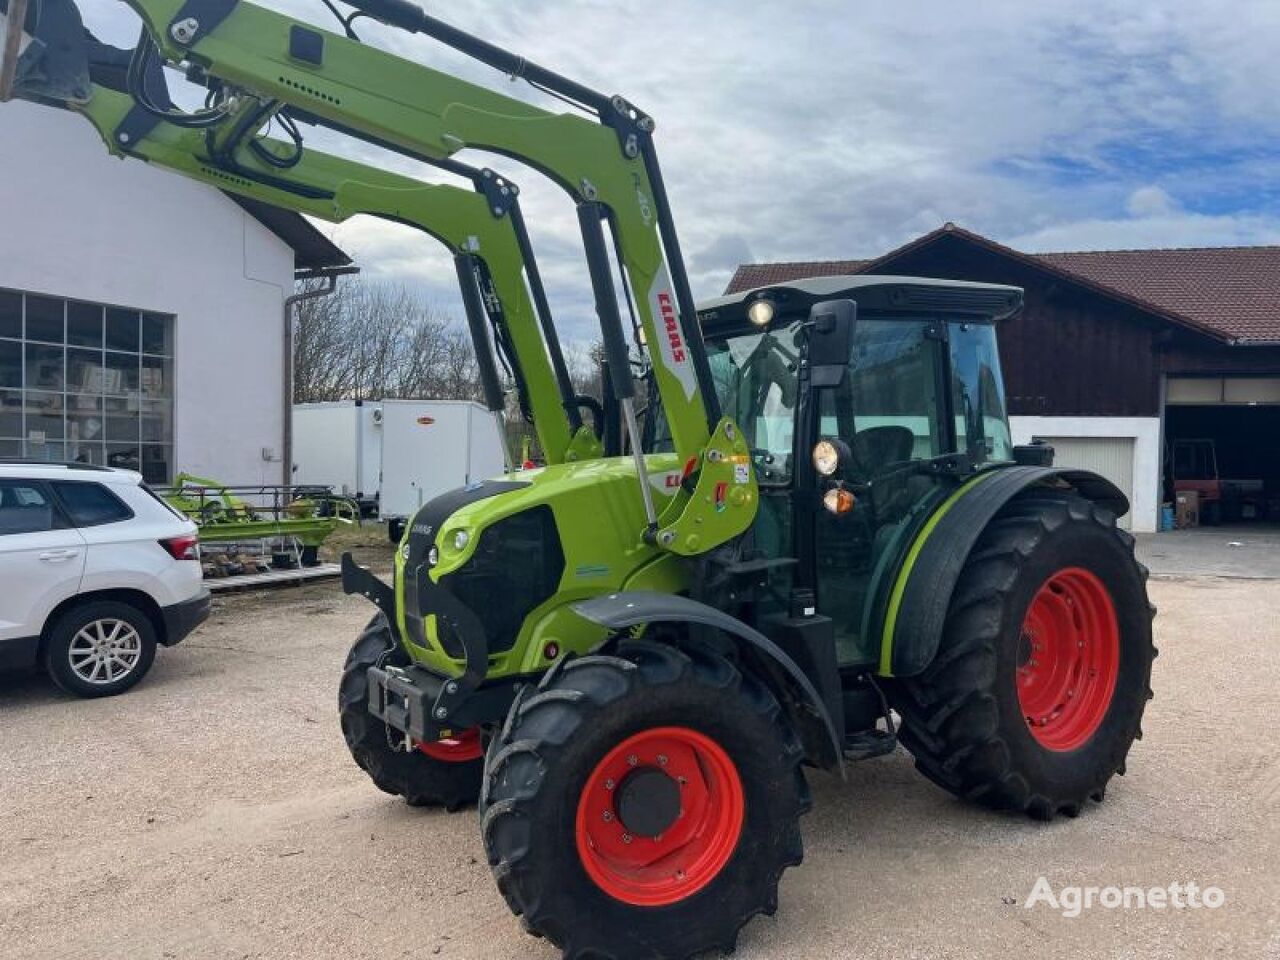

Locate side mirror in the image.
[807,299,856,386]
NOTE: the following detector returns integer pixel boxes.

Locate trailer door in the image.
[379,403,472,518]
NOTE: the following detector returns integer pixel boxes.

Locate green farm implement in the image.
[159,474,356,567]
[5,3,1156,957]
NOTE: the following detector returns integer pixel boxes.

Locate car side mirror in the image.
[807,299,856,386]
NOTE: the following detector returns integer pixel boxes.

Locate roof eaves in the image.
[860,223,1234,344]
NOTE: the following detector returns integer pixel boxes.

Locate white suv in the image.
[0,462,209,697]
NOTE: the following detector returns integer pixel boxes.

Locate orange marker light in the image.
[823,487,856,515]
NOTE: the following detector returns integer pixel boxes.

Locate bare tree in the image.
[293,277,638,463]
[293,277,481,404]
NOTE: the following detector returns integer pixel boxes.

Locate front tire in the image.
[43,600,158,698]
[338,614,484,810]
[481,638,809,960]
[891,492,1156,820]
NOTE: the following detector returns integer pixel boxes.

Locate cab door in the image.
[807,317,954,668]
[0,478,86,654]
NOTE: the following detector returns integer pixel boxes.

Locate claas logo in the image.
[658,292,686,363]
[416,416,436,425]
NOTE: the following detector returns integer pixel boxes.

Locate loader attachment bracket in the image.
[1,0,91,104]
[341,552,396,622]
[653,417,758,555]
[412,561,490,721]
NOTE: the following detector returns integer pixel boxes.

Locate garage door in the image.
[1042,437,1136,529]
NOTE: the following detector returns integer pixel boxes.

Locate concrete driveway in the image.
[1,574,1277,959]
[1137,524,1280,579]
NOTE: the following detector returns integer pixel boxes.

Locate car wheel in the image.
[44,601,158,698]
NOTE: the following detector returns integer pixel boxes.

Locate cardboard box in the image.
[1175,490,1200,529]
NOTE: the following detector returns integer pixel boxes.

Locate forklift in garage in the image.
[5,3,1156,958]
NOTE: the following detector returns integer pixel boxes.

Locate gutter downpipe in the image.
[284,266,361,496]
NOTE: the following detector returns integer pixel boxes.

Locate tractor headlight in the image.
[427,545,439,566]
[452,529,470,551]
[747,299,775,327]
[812,439,841,477]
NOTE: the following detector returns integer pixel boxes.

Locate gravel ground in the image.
[1,574,1277,960]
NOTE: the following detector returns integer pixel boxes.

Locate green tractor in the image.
[4,2,1155,957]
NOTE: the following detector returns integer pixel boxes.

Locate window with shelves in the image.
[0,288,175,483]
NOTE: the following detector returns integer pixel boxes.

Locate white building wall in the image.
[0,101,294,484]
[1011,415,1162,533]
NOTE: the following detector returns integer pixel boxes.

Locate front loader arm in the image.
[113,0,751,530]
[5,0,759,554]
[55,70,593,465]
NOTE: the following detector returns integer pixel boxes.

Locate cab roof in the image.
[697,274,1023,326]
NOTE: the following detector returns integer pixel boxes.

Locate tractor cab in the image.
[696,275,1023,668]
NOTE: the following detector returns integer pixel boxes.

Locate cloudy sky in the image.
[84,1,1280,341]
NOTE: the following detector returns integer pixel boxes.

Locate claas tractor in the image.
[4,2,1155,957]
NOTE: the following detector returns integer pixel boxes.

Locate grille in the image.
[437,505,565,658]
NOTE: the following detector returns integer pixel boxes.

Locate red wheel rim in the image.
[1017,567,1120,751]
[575,727,744,907]
[416,727,483,762]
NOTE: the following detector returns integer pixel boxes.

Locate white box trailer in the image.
[292,399,507,535]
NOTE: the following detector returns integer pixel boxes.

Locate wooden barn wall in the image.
[874,240,1163,417]
[1160,341,1280,376]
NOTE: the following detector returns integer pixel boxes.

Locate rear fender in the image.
[881,465,1127,678]
[573,591,844,773]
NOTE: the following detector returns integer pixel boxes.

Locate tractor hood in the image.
[395,454,687,673]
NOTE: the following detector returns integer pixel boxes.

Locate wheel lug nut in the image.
[602,811,614,822]
[657,755,668,766]
[622,833,633,844]
[604,778,615,790]
[626,754,638,767]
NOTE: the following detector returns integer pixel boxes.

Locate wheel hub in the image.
[68,619,142,685]
[575,726,744,907]
[416,727,484,763]
[615,767,682,839]
[1017,567,1120,751]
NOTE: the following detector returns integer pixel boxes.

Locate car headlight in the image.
[812,439,841,477]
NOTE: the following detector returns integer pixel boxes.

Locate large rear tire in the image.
[481,638,809,960]
[891,492,1156,820]
[338,614,484,811]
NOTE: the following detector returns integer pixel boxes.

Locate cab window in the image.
[707,323,804,484]
[818,318,944,478]
[950,322,1013,464]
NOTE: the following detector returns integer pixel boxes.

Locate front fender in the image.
[573,591,844,773]
[880,465,1128,677]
